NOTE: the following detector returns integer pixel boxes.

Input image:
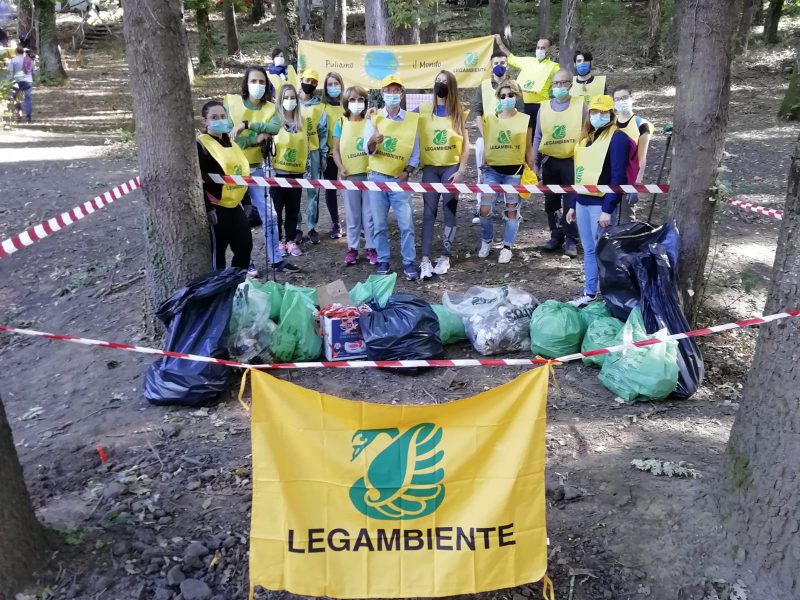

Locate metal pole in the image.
[647,130,672,224]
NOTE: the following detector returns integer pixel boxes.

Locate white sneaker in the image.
[419,258,434,280]
[478,240,492,258]
[498,247,513,264]
[433,256,450,275]
[471,216,480,225]
[568,294,597,308]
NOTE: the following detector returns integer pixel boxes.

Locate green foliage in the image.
[386,0,439,31]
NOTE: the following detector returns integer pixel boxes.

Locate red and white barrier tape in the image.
[2,309,798,370]
[208,174,669,196]
[727,198,783,220]
[0,178,141,260]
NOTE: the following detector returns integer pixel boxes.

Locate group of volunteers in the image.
[198,34,653,307]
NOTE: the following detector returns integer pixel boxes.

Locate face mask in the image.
[383,93,401,108]
[301,82,316,95]
[576,62,591,76]
[499,97,516,111]
[434,82,448,99]
[273,56,285,67]
[552,86,569,100]
[590,113,611,129]
[614,99,632,115]
[492,64,507,77]
[248,83,266,100]
[283,98,297,112]
[208,119,232,135]
[327,86,341,98]
[535,49,547,60]
[348,100,365,113]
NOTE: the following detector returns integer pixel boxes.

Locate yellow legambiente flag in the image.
[249,367,551,598]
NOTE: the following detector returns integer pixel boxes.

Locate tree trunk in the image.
[558,0,579,69]
[123,0,211,326]
[250,0,265,23]
[735,0,758,53]
[36,0,67,81]
[723,133,800,598]
[299,0,311,40]
[223,0,240,56]
[196,3,215,74]
[365,0,391,45]
[645,0,662,63]
[324,0,337,42]
[0,395,48,600]
[420,0,438,44]
[666,0,738,323]
[538,0,550,40]
[273,0,293,56]
[778,40,800,120]
[18,0,36,49]
[763,0,784,44]
[754,0,764,25]
[336,0,347,43]
[490,0,510,49]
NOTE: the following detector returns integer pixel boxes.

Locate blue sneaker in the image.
[403,262,419,281]
[376,261,391,275]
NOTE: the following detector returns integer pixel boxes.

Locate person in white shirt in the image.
[7,46,34,122]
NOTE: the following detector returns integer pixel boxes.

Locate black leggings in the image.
[272,173,303,242]
[210,204,252,269]
[324,158,341,226]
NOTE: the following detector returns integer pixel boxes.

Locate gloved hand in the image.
[626,192,640,204]
[207,209,218,226]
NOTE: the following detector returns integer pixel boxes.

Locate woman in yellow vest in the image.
[196,100,252,271]
[332,86,377,266]
[479,80,535,264]
[297,69,328,245]
[271,84,310,258]
[571,50,607,104]
[415,70,470,280]
[612,83,654,223]
[322,71,346,240]
[565,95,631,308]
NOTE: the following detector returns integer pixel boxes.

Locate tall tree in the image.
[365,0,391,45]
[123,0,211,322]
[778,40,800,120]
[667,0,738,322]
[490,0,510,49]
[273,0,293,55]
[250,0,265,23]
[387,0,420,44]
[336,0,347,43]
[36,0,67,81]
[763,0,784,44]
[419,0,438,44]
[645,0,663,63]
[735,0,759,53]
[299,0,311,40]
[754,0,764,25]
[0,395,48,600]
[558,0,579,69]
[324,0,337,42]
[223,0,241,56]
[538,0,550,40]
[192,0,216,73]
[723,133,800,598]
[17,0,36,49]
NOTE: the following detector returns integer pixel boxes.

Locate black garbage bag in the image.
[596,220,703,398]
[359,294,444,365]
[144,268,247,406]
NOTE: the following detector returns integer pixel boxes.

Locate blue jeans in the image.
[368,171,415,265]
[248,166,282,265]
[479,167,521,247]
[16,81,32,120]
[305,150,322,230]
[575,202,613,296]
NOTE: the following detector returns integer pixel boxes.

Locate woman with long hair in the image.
[322,71,346,239]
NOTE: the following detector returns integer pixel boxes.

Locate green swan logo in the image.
[298,54,307,70]
[306,117,313,132]
[283,148,298,163]
[232,165,243,176]
[382,137,398,153]
[523,80,535,90]
[464,52,479,67]
[432,129,448,145]
[552,124,567,140]
[349,423,445,520]
[576,165,585,182]
[355,137,365,152]
[497,129,511,144]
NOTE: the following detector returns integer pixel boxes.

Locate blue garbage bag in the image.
[143,268,246,406]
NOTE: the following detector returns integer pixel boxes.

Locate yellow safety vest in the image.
[539,97,583,160]
[481,78,499,115]
[482,111,529,167]
[516,57,559,104]
[301,102,326,152]
[570,75,607,104]
[197,134,250,208]
[619,115,653,144]
[272,122,309,174]
[324,103,345,155]
[223,94,276,165]
[369,112,420,177]
[338,117,369,175]
[417,103,465,167]
[574,127,616,197]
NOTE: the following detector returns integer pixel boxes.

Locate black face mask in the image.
[434,81,448,99]
[301,82,316,95]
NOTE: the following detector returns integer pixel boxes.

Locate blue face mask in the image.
[590,113,611,130]
[327,86,341,98]
[499,97,516,111]
[208,119,232,135]
[576,62,591,76]
[492,64,507,77]
[552,87,569,100]
[383,93,401,108]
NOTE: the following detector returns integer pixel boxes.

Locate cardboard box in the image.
[316,279,351,309]
[322,314,367,361]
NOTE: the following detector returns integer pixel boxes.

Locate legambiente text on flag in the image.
[248,367,550,598]
[296,36,495,90]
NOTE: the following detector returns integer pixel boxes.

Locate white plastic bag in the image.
[227,278,277,362]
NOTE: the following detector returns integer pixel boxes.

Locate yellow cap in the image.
[301,69,319,82]
[588,95,615,112]
[380,74,404,88]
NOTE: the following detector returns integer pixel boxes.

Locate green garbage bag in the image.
[349,274,397,308]
[432,304,467,344]
[580,301,612,329]
[598,308,679,403]
[227,279,277,362]
[269,285,322,361]
[581,316,623,368]
[243,279,284,321]
[529,300,587,358]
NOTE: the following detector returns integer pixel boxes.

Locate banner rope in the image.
[727,197,783,220]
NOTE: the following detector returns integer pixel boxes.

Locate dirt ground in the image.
[0,15,798,600]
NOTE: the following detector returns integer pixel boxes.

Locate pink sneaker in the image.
[278,241,287,257]
[366,248,378,265]
[344,248,358,265]
[287,241,303,256]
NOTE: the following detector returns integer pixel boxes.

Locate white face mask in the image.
[274,56,285,67]
[248,82,266,100]
[283,98,297,112]
[348,100,365,113]
[614,98,633,115]
[535,49,547,60]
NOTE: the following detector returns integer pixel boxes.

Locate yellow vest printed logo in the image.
[306,117,313,132]
[522,80,535,90]
[356,137,365,152]
[464,52,479,67]
[349,424,445,520]
[382,137,398,153]
[298,54,307,70]
[552,124,566,140]
[497,129,511,144]
[283,148,298,163]
[432,129,448,145]
[575,165,585,182]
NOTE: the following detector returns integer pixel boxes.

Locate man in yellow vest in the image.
[297,69,329,245]
[533,69,588,257]
[363,74,421,281]
[571,50,607,104]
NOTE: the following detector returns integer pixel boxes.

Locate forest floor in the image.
[0,9,798,600]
